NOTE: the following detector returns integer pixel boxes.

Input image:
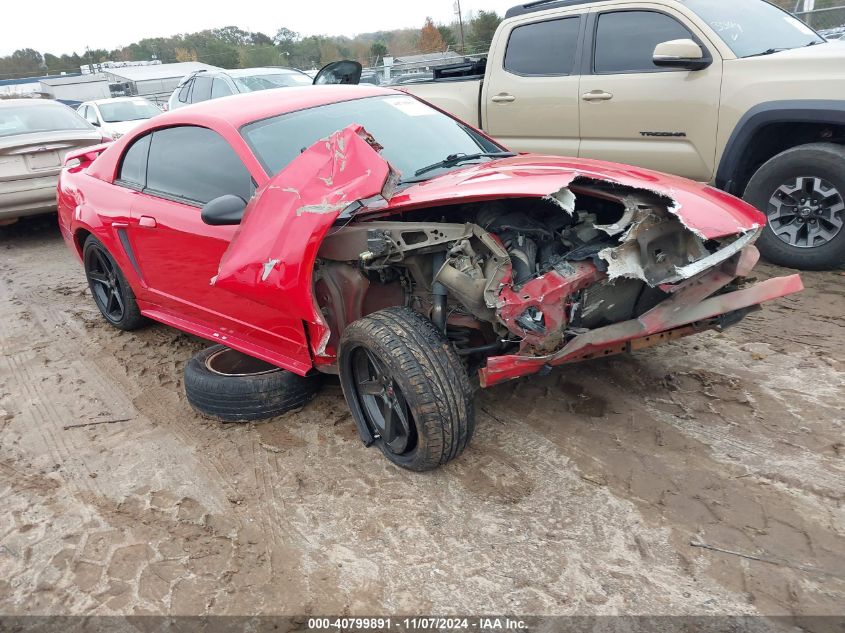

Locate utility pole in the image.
[454,0,466,54]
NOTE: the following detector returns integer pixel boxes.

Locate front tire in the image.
[339,307,475,471]
[83,235,146,330]
[743,143,845,270]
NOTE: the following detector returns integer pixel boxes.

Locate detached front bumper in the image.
[479,246,803,387]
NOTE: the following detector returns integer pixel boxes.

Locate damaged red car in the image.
[58,85,802,471]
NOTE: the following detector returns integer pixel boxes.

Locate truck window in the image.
[594,11,692,74]
[504,17,581,76]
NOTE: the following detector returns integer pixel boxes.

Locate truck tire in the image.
[184,345,319,422]
[83,234,147,330]
[338,307,475,471]
[743,143,845,270]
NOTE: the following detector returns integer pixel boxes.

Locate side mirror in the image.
[313,60,362,85]
[201,195,247,225]
[653,39,711,70]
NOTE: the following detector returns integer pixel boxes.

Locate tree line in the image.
[0,12,502,79]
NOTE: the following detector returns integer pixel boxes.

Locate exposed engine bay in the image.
[315,177,761,366]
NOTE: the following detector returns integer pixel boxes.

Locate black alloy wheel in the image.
[349,346,415,454]
[82,235,146,330]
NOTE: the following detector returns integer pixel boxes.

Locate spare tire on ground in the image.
[184,345,319,422]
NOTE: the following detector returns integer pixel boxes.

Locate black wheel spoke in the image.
[358,379,383,396]
[95,250,111,275]
[88,272,109,284]
[381,398,396,442]
[111,288,124,313]
[105,291,116,314]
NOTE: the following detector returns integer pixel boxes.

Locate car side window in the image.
[211,78,233,98]
[594,10,693,74]
[117,133,152,189]
[145,126,252,205]
[191,76,213,103]
[84,106,99,125]
[177,79,193,103]
[504,17,581,76]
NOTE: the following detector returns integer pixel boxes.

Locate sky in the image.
[0,0,519,56]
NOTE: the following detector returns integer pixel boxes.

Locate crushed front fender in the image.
[213,124,397,354]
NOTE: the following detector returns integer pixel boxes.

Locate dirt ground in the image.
[0,215,842,621]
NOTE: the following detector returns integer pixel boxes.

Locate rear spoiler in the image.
[63,142,112,168]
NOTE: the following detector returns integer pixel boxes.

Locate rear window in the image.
[0,103,92,138]
[504,17,581,76]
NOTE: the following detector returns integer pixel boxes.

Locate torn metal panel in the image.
[213,125,396,351]
[543,186,576,214]
[480,269,804,387]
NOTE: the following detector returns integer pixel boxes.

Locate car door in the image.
[481,10,585,156]
[578,6,723,181]
[123,125,310,363]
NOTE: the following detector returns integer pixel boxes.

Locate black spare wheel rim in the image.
[348,345,416,455]
[205,347,280,377]
[768,176,844,249]
[85,243,127,323]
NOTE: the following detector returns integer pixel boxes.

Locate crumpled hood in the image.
[381,155,765,240]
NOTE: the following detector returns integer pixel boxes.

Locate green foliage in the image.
[466,10,502,53]
[0,10,507,78]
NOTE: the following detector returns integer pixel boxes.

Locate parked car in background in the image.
[77,97,162,140]
[0,99,107,225]
[168,67,313,110]
[57,85,801,470]
[401,0,845,270]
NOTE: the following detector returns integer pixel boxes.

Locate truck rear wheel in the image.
[338,307,475,471]
[743,143,845,270]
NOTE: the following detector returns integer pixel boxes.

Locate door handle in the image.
[582,90,614,102]
[491,93,516,103]
[138,215,157,228]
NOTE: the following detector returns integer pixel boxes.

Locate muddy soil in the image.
[0,216,842,619]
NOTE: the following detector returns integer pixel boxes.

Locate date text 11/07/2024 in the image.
[307,617,528,631]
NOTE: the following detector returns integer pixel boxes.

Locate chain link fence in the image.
[794,5,845,36]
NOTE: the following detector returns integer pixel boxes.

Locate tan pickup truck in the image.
[402,0,845,270]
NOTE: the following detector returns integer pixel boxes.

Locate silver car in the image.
[0,99,104,224]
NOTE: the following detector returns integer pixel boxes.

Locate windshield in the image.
[233,71,312,92]
[241,95,502,182]
[98,100,160,123]
[0,103,92,138]
[685,0,823,57]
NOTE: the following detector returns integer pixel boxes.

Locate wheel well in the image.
[74,228,92,257]
[732,123,845,196]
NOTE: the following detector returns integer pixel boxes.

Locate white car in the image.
[167,67,313,110]
[77,97,162,140]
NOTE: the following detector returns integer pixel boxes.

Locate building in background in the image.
[39,74,110,105]
[0,73,109,106]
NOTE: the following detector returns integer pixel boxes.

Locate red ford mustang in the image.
[58,84,802,470]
